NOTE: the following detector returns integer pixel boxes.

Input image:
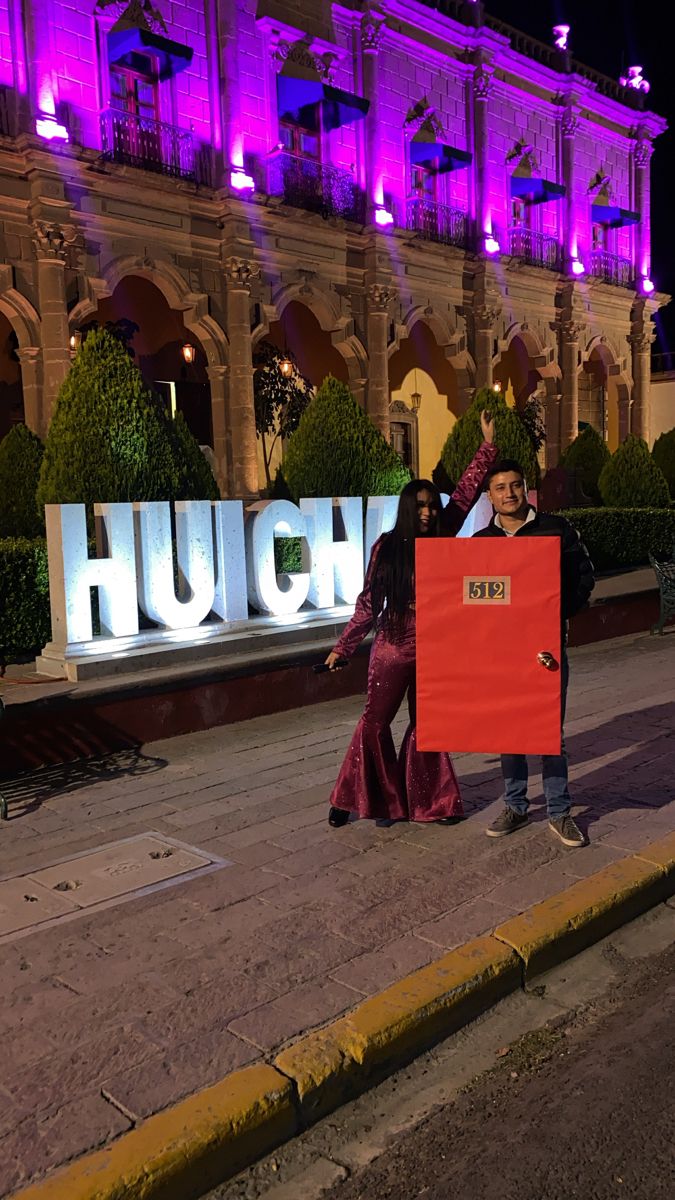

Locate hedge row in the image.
[557,507,675,571]
[0,538,51,660]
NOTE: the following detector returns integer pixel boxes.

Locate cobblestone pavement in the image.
[0,631,673,1196]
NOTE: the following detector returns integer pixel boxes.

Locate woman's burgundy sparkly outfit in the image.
[329,441,498,822]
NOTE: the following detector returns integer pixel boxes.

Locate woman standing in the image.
[325,413,497,827]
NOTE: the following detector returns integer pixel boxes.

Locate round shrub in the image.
[651,428,675,500]
[0,424,44,537]
[598,435,670,508]
[0,537,51,659]
[283,375,411,500]
[555,508,675,571]
[559,425,610,505]
[441,387,538,489]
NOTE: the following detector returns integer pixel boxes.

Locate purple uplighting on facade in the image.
[375,208,394,228]
[553,25,570,52]
[641,277,655,294]
[484,235,500,255]
[230,170,255,192]
[35,116,69,141]
[571,259,586,277]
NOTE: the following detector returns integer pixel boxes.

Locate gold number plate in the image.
[463,576,511,605]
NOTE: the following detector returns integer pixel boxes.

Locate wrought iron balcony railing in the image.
[406,197,468,249]
[588,250,633,287]
[507,227,561,270]
[262,151,366,223]
[100,107,197,182]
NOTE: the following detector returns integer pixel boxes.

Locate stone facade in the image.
[0,0,669,493]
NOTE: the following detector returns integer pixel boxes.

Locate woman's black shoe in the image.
[435,815,466,826]
[328,806,350,828]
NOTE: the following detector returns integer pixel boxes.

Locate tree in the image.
[559,425,610,505]
[598,434,671,508]
[0,424,45,537]
[440,387,539,488]
[171,410,219,501]
[253,342,312,489]
[37,327,217,514]
[651,428,675,500]
[283,375,411,500]
[519,395,547,456]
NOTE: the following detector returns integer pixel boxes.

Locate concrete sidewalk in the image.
[1,630,674,1197]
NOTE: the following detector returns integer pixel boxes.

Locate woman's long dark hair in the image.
[371,479,442,638]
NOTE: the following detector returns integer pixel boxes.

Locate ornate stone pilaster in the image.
[472,63,494,244]
[224,255,260,497]
[361,10,386,217]
[206,363,228,496]
[629,327,654,442]
[16,346,44,437]
[542,392,562,471]
[557,318,585,450]
[633,130,653,280]
[32,221,72,427]
[473,303,500,389]
[366,282,395,437]
[560,104,579,270]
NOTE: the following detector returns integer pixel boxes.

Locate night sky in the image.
[483,0,675,352]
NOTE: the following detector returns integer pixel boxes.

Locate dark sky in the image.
[483,0,675,350]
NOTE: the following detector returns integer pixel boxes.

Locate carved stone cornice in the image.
[629,329,655,354]
[361,15,385,53]
[271,38,336,81]
[32,222,70,262]
[474,304,500,329]
[633,137,653,168]
[224,257,260,289]
[561,108,579,138]
[557,319,585,345]
[367,283,395,312]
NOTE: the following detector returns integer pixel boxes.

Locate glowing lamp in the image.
[410,390,422,413]
[571,259,585,277]
[375,208,394,228]
[69,331,81,354]
[181,343,196,364]
[36,116,69,141]
[553,25,570,51]
[492,381,502,393]
[279,355,294,379]
[641,277,655,295]
[230,169,255,192]
[484,235,500,255]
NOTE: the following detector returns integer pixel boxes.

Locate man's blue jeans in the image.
[501,650,570,820]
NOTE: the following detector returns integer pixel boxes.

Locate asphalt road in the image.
[320,943,675,1200]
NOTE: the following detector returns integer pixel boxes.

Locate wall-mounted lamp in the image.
[640,277,655,295]
[69,331,81,353]
[230,169,255,192]
[571,258,586,277]
[484,235,500,255]
[181,343,196,364]
[279,354,294,379]
[492,381,502,393]
[375,208,394,228]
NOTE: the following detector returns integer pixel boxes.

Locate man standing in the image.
[473,459,594,847]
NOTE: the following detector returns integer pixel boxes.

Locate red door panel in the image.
[416,538,562,755]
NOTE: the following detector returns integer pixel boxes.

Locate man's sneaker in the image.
[486,808,529,838]
[549,814,586,847]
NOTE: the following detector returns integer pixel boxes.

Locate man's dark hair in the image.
[483,459,525,490]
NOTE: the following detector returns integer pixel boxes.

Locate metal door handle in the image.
[537,651,558,671]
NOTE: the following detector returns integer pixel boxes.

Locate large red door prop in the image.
[416,538,561,756]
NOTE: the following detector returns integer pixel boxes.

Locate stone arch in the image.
[0,275,41,349]
[495,321,560,406]
[257,280,368,395]
[581,335,631,450]
[0,273,42,434]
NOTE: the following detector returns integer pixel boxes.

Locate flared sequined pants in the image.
[329,627,463,822]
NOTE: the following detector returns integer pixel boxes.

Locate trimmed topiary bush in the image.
[283,375,411,500]
[556,508,675,571]
[652,428,675,500]
[0,424,45,538]
[0,537,51,659]
[598,434,670,508]
[441,387,538,489]
[559,426,610,505]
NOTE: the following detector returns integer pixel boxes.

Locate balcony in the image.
[508,227,561,270]
[588,250,633,287]
[406,197,468,249]
[100,108,198,182]
[263,151,366,223]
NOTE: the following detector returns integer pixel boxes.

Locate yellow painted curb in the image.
[275,935,520,1121]
[635,830,675,877]
[493,854,668,978]
[12,1063,296,1200]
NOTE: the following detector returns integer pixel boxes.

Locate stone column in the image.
[629,330,653,442]
[559,320,583,450]
[472,62,493,246]
[617,392,632,444]
[361,9,385,218]
[366,283,394,438]
[16,347,43,437]
[224,256,259,497]
[542,393,562,470]
[206,364,229,496]
[633,131,652,281]
[474,305,499,389]
[32,222,71,429]
[560,105,579,270]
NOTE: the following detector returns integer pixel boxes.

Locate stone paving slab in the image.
[0,631,673,1197]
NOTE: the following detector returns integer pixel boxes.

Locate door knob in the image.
[537,651,558,671]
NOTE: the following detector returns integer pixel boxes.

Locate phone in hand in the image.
[312,659,349,674]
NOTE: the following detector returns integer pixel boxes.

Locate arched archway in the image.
[388,320,465,477]
[0,314,23,440]
[494,332,546,410]
[0,279,42,435]
[581,339,630,451]
[90,276,214,446]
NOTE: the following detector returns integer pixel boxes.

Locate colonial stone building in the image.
[0,0,668,493]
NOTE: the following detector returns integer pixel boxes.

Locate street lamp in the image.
[181,342,196,364]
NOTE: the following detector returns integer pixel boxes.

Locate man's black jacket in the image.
[473,509,595,621]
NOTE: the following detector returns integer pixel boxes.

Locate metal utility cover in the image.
[0,876,80,936]
[28,836,211,907]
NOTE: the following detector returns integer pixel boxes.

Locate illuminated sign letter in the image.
[301,497,364,607]
[364,496,398,563]
[134,501,215,629]
[45,503,138,644]
[211,501,248,622]
[246,500,310,615]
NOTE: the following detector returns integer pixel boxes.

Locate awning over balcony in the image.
[510,175,565,204]
[107,27,194,81]
[276,74,369,132]
[409,138,471,174]
[591,202,640,228]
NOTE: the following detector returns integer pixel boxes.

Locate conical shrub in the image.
[0,423,44,537]
[559,425,610,505]
[283,375,411,499]
[440,387,538,489]
[171,410,219,500]
[651,428,675,500]
[598,434,670,507]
